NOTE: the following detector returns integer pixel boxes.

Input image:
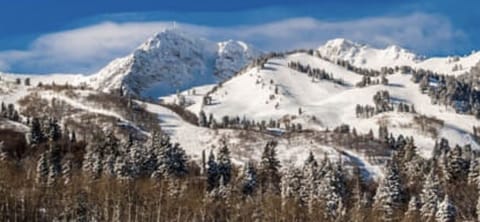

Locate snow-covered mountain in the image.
[89,29,261,96]
[3,35,480,179]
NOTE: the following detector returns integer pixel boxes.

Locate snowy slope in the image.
[143,101,382,179]
[186,52,480,158]
[0,72,88,105]
[89,29,261,97]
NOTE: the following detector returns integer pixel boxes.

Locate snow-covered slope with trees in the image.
[175,52,480,158]
[2,35,480,178]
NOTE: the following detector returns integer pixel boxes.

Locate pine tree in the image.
[206,150,219,191]
[240,161,257,196]
[30,117,45,145]
[217,140,232,185]
[318,160,346,220]
[169,143,189,178]
[373,162,404,221]
[445,145,468,183]
[198,110,207,127]
[301,151,319,206]
[155,135,188,178]
[47,142,62,186]
[208,176,232,205]
[281,167,303,207]
[259,141,281,194]
[435,195,455,222]
[126,141,143,178]
[420,170,441,222]
[378,125,389,143]
[48,118,62,142]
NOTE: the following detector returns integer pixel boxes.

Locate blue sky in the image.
[0,0,478,74]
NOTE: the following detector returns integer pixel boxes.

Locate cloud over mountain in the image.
[0,12,466,74]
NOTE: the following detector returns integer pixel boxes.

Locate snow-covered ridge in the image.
[89,29,262,97]
[317,38,422,70]
[317,38,480,76]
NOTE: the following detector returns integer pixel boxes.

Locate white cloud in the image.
[0,12,466,74]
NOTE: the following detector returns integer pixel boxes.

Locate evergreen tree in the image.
[155,135,188,178]
[378,125,389,143]
[48,118,62,142]
[198,110,207,127]
[206,150,219,191]
[259,141,281,194]
[373,162,404,221]
[281,167,303,207]
[47,142,63,185]
[435,195,456,222]
[240,161,257,196]
[301,151,319,206]
[217,140,232,185]
[420,170,441,222]
[30,117,45,145]
[318,160,346,220]
[445,145,468,183]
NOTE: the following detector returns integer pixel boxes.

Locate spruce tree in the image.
[217,140,232,185]
[435,195,455,222]
[206,150,219,191]
[30,117,45,145]
[259,141,281,194]
[318,160,346,220]
[373,162,404,221]
[240,161,257,196]
[445,145,468,183]
[281,167,303,207]
[301,151,319,206]
[48,118,62,142]
[155,135,188,178]
[420,170,441,221]
[47,142,62,185]
[198,110,207,127]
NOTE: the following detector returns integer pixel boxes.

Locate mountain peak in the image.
[137,28,207,53]
[323,38,362,51]
[90,31,260,96]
